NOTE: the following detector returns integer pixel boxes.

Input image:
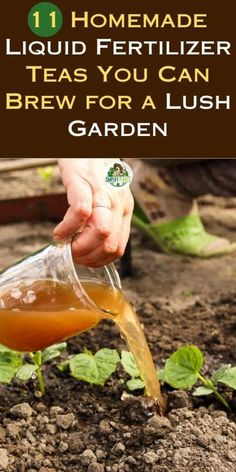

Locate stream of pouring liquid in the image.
[114,296,163,401]
[0,280,163,407]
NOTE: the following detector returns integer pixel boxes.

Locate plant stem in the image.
[30,352,46,396]
[197,373,231,412]
[36,366,46,396]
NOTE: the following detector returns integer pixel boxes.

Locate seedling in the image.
[2,341,235,411]
[121,346,236,411]
[59,349,145,390]
[180,290,193,297]
[121,351,145,391]
[59,348,120,387]
[0,342,67,395]
[36,166,54,189]
[161,345,236,411]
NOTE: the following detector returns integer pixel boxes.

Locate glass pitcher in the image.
[0,242,122,352]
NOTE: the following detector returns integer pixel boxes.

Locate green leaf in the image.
[58,360,70,372]
[215,367,236,390]
[70,353,99,385]
[42,342,67,363]
[32,351,42,366]
[164,345,204,389]
[16,364,38,381]
[211,364,232,385]
[0,351,23,384]
[121,351,141,378]
[193,386,213,396]
[94,348,120,385]
[127,378,145,391]
[158,368,166,382]
[37,166,54,182]
[180,290,193,298]
[69,348,120,386]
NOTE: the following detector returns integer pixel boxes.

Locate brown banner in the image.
[1,1,235,158]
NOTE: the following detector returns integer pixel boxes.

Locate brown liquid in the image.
[0,280,163,407]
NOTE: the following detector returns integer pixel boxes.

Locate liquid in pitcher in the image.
[0,280,118,352]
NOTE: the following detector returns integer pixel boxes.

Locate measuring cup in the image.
[0,241,122,352]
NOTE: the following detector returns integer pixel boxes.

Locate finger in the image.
[53,206,85,241]
[99,212,132,262]
[72,242,119,267]
[71,206,112,256]
[53,178,92,240]
[72,191,133,262]
[71,189,113,253]
[100,191,133,257]
[101,202,124,256]
[73,208,129,267]
[66,178,93,218]
[93,189,113,209]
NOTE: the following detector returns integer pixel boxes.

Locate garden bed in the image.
[1,201,236,471]
[0,165,67,225]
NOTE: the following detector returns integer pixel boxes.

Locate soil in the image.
[1,185,236,471]
[0,166,63,200]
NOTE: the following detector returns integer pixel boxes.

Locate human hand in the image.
[54,159,134,267]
